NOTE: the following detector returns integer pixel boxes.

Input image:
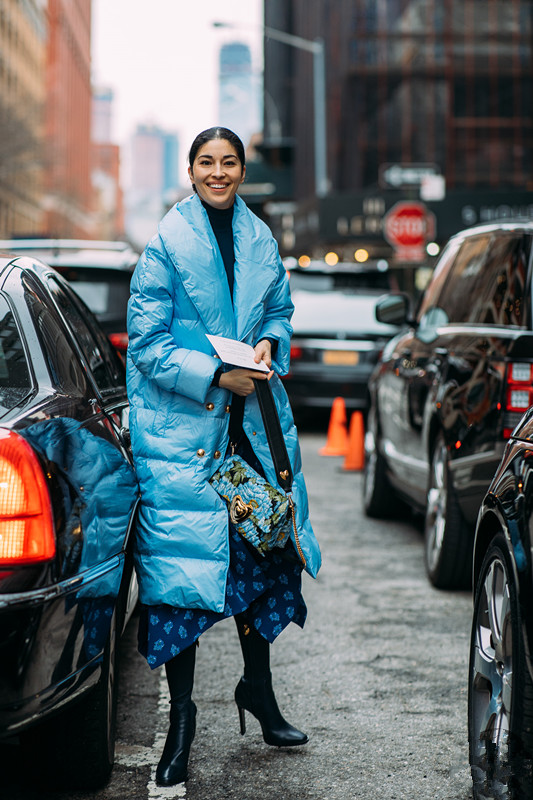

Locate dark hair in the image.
[188,127,246,169]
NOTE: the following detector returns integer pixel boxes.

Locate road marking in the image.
[115,669,186,799]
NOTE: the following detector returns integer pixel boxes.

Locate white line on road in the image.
[115,669,186,799]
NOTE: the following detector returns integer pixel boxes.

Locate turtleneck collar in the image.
[201,198,234,228]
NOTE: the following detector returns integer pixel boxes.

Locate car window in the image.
[436,235,492,322]
[46,276,125,393]
[291,290,398,336]
[0,294,32,411]
[416,237,463,321]
[466,234,530,327]
[51,267,132,324]
[22,276,89,397]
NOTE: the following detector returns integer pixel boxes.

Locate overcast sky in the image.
[91,0,262,184]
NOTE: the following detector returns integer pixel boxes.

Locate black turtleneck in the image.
[202,200,235,300]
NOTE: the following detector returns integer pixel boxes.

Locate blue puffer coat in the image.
[126,193,321,613]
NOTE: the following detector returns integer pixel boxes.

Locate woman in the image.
[126,127,321,787]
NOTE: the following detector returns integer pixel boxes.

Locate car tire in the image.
[468,534,533,799]
[26,607,120,790]
[424,434,472,589]
[363,406,395,518]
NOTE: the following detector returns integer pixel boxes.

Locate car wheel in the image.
[469,534,533,799]
[363,406,394,517]
[424,433,472,588]
[26,607,120,790]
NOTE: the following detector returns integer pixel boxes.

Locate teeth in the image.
[209,184,226,189]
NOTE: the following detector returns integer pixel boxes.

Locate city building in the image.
[0,0,47,237]
[263,0,533,269]
[91,87,124,240]
[218,41,261,149]
[125,123,180,249]
[45,0,93,237]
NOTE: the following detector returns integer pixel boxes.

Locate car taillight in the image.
[109,332,129,352]
[290,345,303,360]
[0,429,55,565]
[504,362,533,438]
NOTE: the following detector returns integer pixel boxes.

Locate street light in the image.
[213,22,328,198]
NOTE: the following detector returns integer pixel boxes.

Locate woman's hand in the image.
[219,368,271,396]
[254,339,272,369]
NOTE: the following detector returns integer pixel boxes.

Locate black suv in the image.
[363,221,533,589]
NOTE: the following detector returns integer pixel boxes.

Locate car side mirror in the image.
[375,293,411,326]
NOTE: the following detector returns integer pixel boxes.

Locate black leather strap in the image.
[253,378,293,492]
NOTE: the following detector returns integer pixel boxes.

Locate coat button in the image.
[225,405,231,413]
[252,431,257,436]
[214,450,221,459]
[206,402,215,410]
[196,449,205,457]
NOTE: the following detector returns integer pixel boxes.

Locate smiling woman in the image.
[188,130,246,210]
[126,126,321,787]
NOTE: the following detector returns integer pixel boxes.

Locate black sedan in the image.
[0,239,139,354]
[0,253,139,789]
[469,406,533,799]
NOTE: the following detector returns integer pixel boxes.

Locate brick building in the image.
[45,0,93,237]
[263,0,533,262]
[0,0,47,237]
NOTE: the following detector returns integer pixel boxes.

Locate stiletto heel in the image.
[234,676,308,747]
[238,706,246,735]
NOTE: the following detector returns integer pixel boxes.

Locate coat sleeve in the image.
[127,239,220,404]
[254,241,294,376]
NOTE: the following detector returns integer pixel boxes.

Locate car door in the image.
[34,272,138,676]
[377,237,462,504]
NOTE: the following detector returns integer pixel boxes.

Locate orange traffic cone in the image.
[342,411,365,471]
[319,397,349,456]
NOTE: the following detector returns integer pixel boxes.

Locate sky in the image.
[91,0,263,185]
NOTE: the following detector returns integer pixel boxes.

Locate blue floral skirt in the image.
[138,527,307,669]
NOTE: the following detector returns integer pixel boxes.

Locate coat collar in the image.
[158,194,278,343]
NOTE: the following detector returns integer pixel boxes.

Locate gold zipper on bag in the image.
[288,495,306,568]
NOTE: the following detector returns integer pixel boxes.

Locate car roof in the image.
[449,220,533,240]
[0,239,139,271]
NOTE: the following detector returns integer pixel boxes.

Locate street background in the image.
[4,431,473,800]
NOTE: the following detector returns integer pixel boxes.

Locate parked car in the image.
[468,406,533,799]
[363,221,533,589]
[282,262,399,413]
[0,251,139,789]
[0,239,139,354]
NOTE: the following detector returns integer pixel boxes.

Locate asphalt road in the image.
[4,431,474,800]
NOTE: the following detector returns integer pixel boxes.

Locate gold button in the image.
[206,402,214,410]
[252,431,257,436]
[214,450,221,459]
[196,449,205,457]
[225,405,231,413]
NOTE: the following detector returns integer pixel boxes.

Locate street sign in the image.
[379,163,440,189]
[383,201,436,262]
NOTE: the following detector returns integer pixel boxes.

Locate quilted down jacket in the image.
[126,193,321,612]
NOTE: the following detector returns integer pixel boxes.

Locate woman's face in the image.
[188,139,245,210]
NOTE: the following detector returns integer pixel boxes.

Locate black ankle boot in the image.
[156,699,197,786]
[234,615,308,747]
[235,675,308,746]
[156,643,197,786]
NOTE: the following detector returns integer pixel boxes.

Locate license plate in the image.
[322,350,359,366]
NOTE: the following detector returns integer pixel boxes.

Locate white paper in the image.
[206,334,270,372]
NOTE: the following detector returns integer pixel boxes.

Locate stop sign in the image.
[383,201,436,250]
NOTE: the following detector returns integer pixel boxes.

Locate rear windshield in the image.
[289,270,391,293]
[51,267,131,324]
[291,290,399,336]
[0,295,32,412]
